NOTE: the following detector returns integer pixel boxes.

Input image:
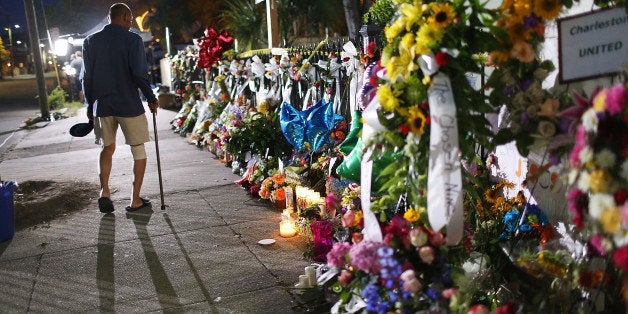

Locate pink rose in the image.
[402,278,422,294]
[429,231,446,247]
[419,246,435,265]
[468,304,490,314]
[410,227,428,247]
[342,210,356,227]
[442,287,458,299]
[621,202,628,229]
[338,269,354,287]
[589,234,607,256]
[400,270,422,293]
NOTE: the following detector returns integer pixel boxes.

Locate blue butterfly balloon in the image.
[280,99,344,151]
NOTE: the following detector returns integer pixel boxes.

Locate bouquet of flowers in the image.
[487,0,575,157]
[259,173,288,205]
[325,211,463,313]
[567,83,628,272]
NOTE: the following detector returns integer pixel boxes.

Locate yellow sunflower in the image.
[533,0,562,20]
[416,24,444,51]
[407,105,427,134]
[378,84,403,112]
[428,2,456,30]
[404,206,421,223]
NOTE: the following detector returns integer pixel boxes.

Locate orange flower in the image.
[272,173,285,186]
[273,188,286,201]
[259,187,271,199]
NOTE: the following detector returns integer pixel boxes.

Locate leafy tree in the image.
[0,36,8,79]
[220,0,265,50]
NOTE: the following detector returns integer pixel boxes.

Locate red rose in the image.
[613,246,628,271]
[398,124,410,135]
[615,189,628,206]
[435,51,451,66]
[494,301,516,314]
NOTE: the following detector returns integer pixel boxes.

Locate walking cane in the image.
[151,110,166,210]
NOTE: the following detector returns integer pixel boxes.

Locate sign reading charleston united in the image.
[558,7,628,83]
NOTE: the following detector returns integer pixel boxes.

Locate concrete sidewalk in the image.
[0,107,322,313]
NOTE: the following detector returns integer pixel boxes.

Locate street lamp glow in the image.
[54,38,69,56]
[14,25,20,29]
[16,40,22,44]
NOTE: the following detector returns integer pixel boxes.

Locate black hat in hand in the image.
[69,121,93,137]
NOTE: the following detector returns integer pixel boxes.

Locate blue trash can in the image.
[0,181,16,243]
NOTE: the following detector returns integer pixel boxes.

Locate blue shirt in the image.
[82,24,156,117]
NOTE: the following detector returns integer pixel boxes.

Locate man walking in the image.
[82,3,159,213]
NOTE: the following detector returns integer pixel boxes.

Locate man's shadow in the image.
[126,208,183,312]
[97,213,116,312]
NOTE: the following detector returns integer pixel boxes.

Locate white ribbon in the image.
[427,72,463,245]
[250,55,266,78]
[360,97,386,242]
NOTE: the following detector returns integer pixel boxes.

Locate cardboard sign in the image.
[558,7,628,83]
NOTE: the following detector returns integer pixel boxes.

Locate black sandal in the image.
[125,198,151,212]
[98,197,115,213]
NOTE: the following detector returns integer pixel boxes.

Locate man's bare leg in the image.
[130,143,147,208]
[99,144,115,198]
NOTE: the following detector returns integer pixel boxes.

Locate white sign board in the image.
[558,7,628,83]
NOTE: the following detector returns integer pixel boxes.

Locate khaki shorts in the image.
[94,114,149,146]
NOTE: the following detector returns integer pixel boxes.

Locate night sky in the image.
[1,0,59,40]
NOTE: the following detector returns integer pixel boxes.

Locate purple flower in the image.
[349,240,385,273]
[519,111,530,125]
[520,79,533,91]
[326,242,351,267]
[523,16,538,29]
[503,86,515,96]
[559,116,574,134]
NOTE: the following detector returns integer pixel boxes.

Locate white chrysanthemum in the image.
[621,160,628,182]
[577,171,590,191]
[589,193,615,219]
[581,109,598,133]
[595,149,617,169]
[568,169,579,185]
[613,233,628,247]
[579,146,594,164]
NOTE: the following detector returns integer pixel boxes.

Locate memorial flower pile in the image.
[366,0,498,218]
[488,0,574,156]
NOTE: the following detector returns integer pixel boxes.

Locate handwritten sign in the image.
[558,7,628,83]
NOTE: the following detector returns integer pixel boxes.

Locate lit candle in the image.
[305,266,317,286]
[279,218,297,237]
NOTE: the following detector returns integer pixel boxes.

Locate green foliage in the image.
[47,87,68,110]
[221,0,265,50]
[227,110,293,160]
[365,0,394,26]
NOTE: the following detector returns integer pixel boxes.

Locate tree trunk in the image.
[342,0,361,43]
